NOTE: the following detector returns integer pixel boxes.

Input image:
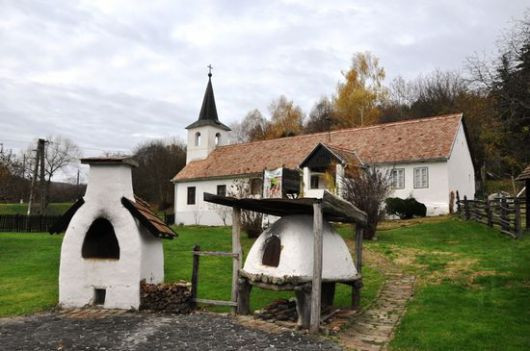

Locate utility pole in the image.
[27,139,45,216]
[39,139,47,214]
[20,154,26,204]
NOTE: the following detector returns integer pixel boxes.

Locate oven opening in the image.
[94,288,106,305]
[82,217,120,259]
[262,235,281,267]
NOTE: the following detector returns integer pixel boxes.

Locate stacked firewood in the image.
[254,299,298,322]
[140,281,192,314]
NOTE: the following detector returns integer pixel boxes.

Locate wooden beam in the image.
[231,207,242,314]
[310,200,323,333]
[190,245,200,309]
[193,298,238,307]
[321,191,367,225]
[355,224,363,274]
[193,251,239,257]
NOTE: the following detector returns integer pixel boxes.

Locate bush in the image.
[385,197,427,219]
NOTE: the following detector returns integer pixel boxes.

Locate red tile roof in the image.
[173,113,463,182]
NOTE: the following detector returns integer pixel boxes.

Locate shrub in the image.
[385,197,427,219]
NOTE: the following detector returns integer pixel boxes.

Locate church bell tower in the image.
[185,66,231,164]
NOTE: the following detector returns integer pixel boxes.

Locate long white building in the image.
[172,74,475,225]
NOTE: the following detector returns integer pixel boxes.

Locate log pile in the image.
[254,299,298,322]
[140,281,192,314]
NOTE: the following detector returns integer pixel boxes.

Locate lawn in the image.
[369,217,530,351]
[0,225,383,317]
[1,218,528,351]
[0,203,73,216]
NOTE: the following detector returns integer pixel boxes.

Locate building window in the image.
[187,186,196,205]
[195,132,201,146]
[215,133,221,146]
[310,175,320,189]
[217,184,226,197]
[250,178,263,195]
[413,167,429,188]
[391,168,405,189]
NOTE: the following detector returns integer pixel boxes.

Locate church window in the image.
[195,132,201,146]
[215,133,221,146]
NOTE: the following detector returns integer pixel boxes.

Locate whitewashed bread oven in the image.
[51,157,175,310]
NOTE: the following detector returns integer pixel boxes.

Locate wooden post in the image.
[231,207,242,314]
[190,244,200,308]
[500,197,508,232]
[485,199,493,227]
[352,224,363,309]
[464,195,470,220]
[514,201,521,238]
[525,179,530,231]
[526,180,530,232]
[237,278,252,315]
[456,191,461,215]
[310,200,323,333]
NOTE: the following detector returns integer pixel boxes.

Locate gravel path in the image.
[0,311,342,351]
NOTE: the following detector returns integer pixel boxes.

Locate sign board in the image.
[263,167,300,199]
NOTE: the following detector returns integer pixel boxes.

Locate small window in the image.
[217,185,226,197]
[187,186,196,205]
[310,175,320,189]
[391,168,405,189]
[250,178,263,195]
[262,235,281,267]
[215,133,221,146]
[413,167,429,188]
[195,132,201,146]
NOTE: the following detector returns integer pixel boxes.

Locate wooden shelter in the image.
[204,191,367,333]
[515,164,530,231]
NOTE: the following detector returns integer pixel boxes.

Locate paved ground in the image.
[0,311,342,351]
[339,249,416,351]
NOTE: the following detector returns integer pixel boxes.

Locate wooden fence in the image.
[456,193,527,239]
[0,214,62,232]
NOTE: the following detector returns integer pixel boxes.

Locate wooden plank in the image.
[355,225,363,274]
[193,251,239,257]
[500,229,517,239]
[310,200,323,333]
[231,207,242,314]
[190,245,200,309]
[193,298,238,307]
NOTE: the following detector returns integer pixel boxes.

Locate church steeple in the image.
[185,67,230,131]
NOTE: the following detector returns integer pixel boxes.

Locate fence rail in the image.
[456,193,527,239]
[0,214,62,232]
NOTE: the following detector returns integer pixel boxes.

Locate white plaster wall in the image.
[186,125,230,164]
[242,215,358,281]
[447,123,475,200]
[139,224,164,284]
[379,161,450,215]
[174,178,243,226]
[59,164,164,310]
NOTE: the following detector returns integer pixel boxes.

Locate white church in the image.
[172,73,475,226]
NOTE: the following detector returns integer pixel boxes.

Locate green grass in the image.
[0,203,73,215]
[0,226,383,317]
[368,217,530,351]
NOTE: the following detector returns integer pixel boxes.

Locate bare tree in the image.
[44,136,81,185]
[229,178,263,238]
[342,165,392,240]
[230,109,268,143]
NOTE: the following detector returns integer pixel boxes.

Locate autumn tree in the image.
[333,52,387,127]
[304,96,338,133]
[230,109,268,142]
[263,95,304,139]
[132,139,186,210]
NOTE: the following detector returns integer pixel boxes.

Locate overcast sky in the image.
[0,0,528,180]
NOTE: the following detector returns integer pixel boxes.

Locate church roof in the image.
[173,113,464,182]
[185,73,231,131]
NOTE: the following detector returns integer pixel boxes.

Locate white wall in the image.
[174,178,244,226]
[379,161,450,215]
[186,125,230,164]
[447,123,475,201]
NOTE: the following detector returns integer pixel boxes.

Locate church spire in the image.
[185,66,231,131]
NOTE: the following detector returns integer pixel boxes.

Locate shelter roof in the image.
[203,191,367,225]
[515,165,530,181]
